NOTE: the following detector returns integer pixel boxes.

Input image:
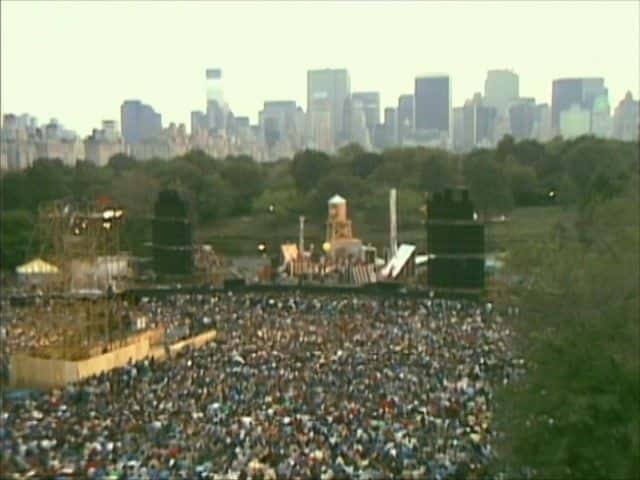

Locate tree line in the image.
[1,135,637,270]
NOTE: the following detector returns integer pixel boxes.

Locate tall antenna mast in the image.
[389,188,398,257]
[298,215,305,255]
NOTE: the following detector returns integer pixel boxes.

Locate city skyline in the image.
[2,1,639,136]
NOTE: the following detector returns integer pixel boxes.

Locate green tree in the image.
[253,187,305,223]
[1,171,29,211]
[372,150,415,188]
[0,210,35,270]
[160,159,203,191]
[464,159,514,217]
[71,160,114,203]
[291,149,331,193]
[221,157,264,215]
[512,139,546,168]
[196,173,233,223]
[416,148,456,193]
[337,143,366,162]
[351,152,381,179]
[495,177,640,478]
[564,137,632,206]
[24,158,73,211]
[506,163,541,206]
[178,149,218,174]
[107,153,137,175]
[496,134,515,163]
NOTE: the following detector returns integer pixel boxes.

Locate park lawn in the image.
[489,205,574,252]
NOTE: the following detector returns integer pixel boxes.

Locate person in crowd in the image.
[1,292,523,479]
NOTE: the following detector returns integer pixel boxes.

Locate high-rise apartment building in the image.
[414,75,451,136]
[533,104,553,142]
[190,111,207,135]
[307,69,350,149]
[130,122,189,161]
[383,107,398,147]
[307,96,334,152]
[84,120,125,166]
[342,96,371,150]
[461,93,497,151]
[351,92,380,136]
[259,101,298,147]
[591,93,612,138]
[452,107,465,152]
[121,100,162,145]
[259,101,303,159]
[612,91,639,141]
[551,77,606,130]
[509,97,537,140]
[559,104,591,139]
[484,70,519,117]
[1,114,82,169]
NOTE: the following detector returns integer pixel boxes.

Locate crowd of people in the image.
[0,293,214,367]
[2,292,524,479]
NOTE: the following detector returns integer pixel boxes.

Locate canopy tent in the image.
[16,258,60,275]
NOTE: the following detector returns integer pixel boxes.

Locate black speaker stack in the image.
[426,187,485,292]
[152,190,193,276]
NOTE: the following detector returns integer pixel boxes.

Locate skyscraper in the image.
[509,97,537,140]
[591,93,612,138]
[414,75,451,136]
[120,100,162,145]
[612,91,639,141]
[308,96,334,152]
[559,104,591,139]
[452,107,465,152]
[534,104,553,142]
[551,77,606,130]
[342,96,371,149]
[206,68,225,105]
[383,107,398,147]
[206,68,228,133]
[484,70,519,117]
[259,101,299,151]
[581,78,608,113]
[397,94,414,143]
[307,69,350,149]
[461,93,497,151]
[84,120,125,166]
[351,92,380,134]
[190,111,206,135]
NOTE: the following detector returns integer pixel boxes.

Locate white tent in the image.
[16,258,59,275]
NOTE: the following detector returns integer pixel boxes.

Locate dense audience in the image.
[1,292,523,479]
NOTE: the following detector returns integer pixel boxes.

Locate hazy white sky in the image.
[1,1,638,135]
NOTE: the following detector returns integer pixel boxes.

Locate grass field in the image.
[198,205,574,258]
[488,205,575,251]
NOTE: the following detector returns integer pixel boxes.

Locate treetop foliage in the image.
[495,175,639,478]
[1,136,637,270]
